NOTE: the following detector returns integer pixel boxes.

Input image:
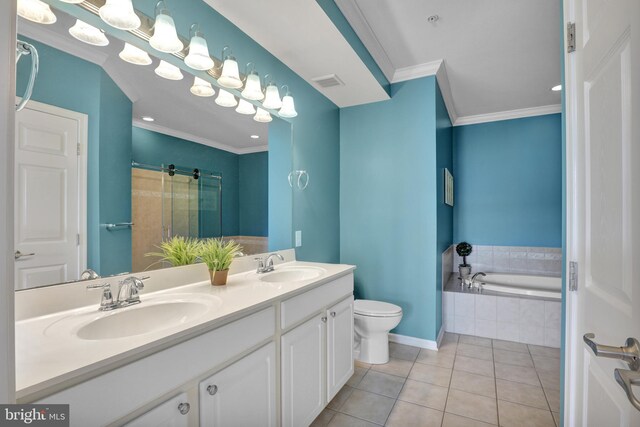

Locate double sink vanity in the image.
[15,249,355,427]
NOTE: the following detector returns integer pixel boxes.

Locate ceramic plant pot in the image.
[209,269,229,286]
[458,264,472,280]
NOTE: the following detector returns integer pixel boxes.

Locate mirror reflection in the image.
[14,8,293,290]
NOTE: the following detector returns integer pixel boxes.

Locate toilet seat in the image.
[354,300,402,318]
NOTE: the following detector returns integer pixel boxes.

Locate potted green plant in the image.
[198,238,244,286]
[456,241,473,279]
[145,236,200,268]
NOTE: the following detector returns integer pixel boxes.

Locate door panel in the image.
[125,393,189,427]
[327,296,354,401]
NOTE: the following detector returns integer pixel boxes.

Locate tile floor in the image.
[312,333,561,427]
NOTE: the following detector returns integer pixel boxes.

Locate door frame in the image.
[15,100,89,278]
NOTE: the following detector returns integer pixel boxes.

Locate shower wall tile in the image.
[451,244,562,276]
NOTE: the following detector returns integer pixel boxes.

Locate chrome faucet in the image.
[470,272,486,289]
[86,283,117,311]
[86,275,148,311]
[81,269,100,280]
[255,253,285,273]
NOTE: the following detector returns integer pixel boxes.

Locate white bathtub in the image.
[479,273,561,300]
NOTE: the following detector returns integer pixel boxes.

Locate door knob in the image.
[14,250,35,260]
[614,369,640,411]
[583,333,640,371]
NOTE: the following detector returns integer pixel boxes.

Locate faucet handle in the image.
[86,283,115,310]
[254,257,265,273]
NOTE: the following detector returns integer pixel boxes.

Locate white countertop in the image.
[15,260,355,400]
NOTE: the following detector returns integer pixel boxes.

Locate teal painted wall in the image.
[453,114,563,247]
[16,36,132,276]
[340,76,441,341]
[239,152,268,237]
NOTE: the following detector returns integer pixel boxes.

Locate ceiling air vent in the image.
[312,74,344,88]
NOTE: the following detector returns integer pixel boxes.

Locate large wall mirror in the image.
[14,6,293,290]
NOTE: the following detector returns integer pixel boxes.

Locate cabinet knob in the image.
[321,316,327,323]
[177,402,190,415]
[207,384,218,396]
[330,311,336,317]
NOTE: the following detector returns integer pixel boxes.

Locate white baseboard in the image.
[389,325,445,351]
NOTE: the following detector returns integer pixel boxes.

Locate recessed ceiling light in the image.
[551,85,562,92]
[142,116,155,122]
[250,135,260,139]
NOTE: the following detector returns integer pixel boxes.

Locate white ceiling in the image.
[18,11,269,155]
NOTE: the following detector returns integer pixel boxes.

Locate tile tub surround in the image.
[451,245,562,277]
[442,280,562,347]
[312,334,560,427]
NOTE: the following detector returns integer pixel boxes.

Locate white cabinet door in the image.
[281,315,325,427]
[125,393,190,427]
[327,296,354,401]
[199,342,276,427]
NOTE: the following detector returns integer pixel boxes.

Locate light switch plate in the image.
[295,230,302,247]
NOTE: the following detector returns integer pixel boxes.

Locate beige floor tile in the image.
[492,339,529,353]
[408,362,452,387]
[496,379,549,410]
[532,355,561,373]
[459,335,493,348]
[544,387,561,413]
[328,385,355,410]
[439,340,459,355]
[443,332,460,343]
[497,400,555,427]
[389,343,420,361]
[493,349,534,368]
[371,357,414,378]
[328,413,381,427]
[445,389,498,425]
[312,408,337,427]
[552,411,560,427]
[355,360,372,369]
[454,355,495,377]
[397,379,449,411]
[442,413,497,427]
[494,362,540,387]
[385,400,443,427]
[340,389,395,425]
[357,370,406,399]
[537,369,560,391]
[450,370,496,398]
[416,348,455,368]
[456,343,494,361]
[347,367,369,387]
[528,345,560,359]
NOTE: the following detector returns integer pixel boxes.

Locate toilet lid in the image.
[354,300,402,317]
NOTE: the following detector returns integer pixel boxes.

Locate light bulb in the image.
[149,3,183,54]
[236,99,256,115]
[17,0,57,24]
[69,20,109,46]
[190,77,215,97]
[59,0,84,3]
[154,60,183,80]
[119,43,152,65]
[262,83,282,110]
[279,94,298,118]
[241,71,264,101]
[215,89,238,108]
[99,0,141,30]
[218,52,242,89]
[184,26,214,71]
[253,107,272,123]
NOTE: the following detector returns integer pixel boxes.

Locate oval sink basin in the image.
[258,267,325,283]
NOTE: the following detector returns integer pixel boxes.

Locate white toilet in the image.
[353,299,403,364]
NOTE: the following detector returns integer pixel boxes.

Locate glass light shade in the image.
[218,57,243,89]
[241,72,264,101]
[253,107,272,123]
[190,77,215,97]
[185,35,214,71]
[279,94,298,118]
[69,20,109,46]
[215,89,238,108]
[154,60,183,80]
[236,99,256,115]
[17,0,57,24]
[119,43,152,65]
[99,0,141,30]
[59,0,84,3]
[262,83,282,110]
[149,13,183,53]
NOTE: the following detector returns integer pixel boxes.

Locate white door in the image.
[14,101,87,289]
[282,315,325,427]
[199,342,276,427]
[327,296,354,401]
[565,0,640,424]
[125,393,190,427]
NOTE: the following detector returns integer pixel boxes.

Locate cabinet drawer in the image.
[281,273,354,330]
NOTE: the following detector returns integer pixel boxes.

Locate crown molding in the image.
[335,0,396,81]
[133,120,268,155]
[435,61,458,125]
[453,104,562,126]
[391,59,443,84]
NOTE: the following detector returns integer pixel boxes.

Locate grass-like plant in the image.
[145,236,200,267]
[198,238,244,272]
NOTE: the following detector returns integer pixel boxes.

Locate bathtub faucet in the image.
[470,272,486,289]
